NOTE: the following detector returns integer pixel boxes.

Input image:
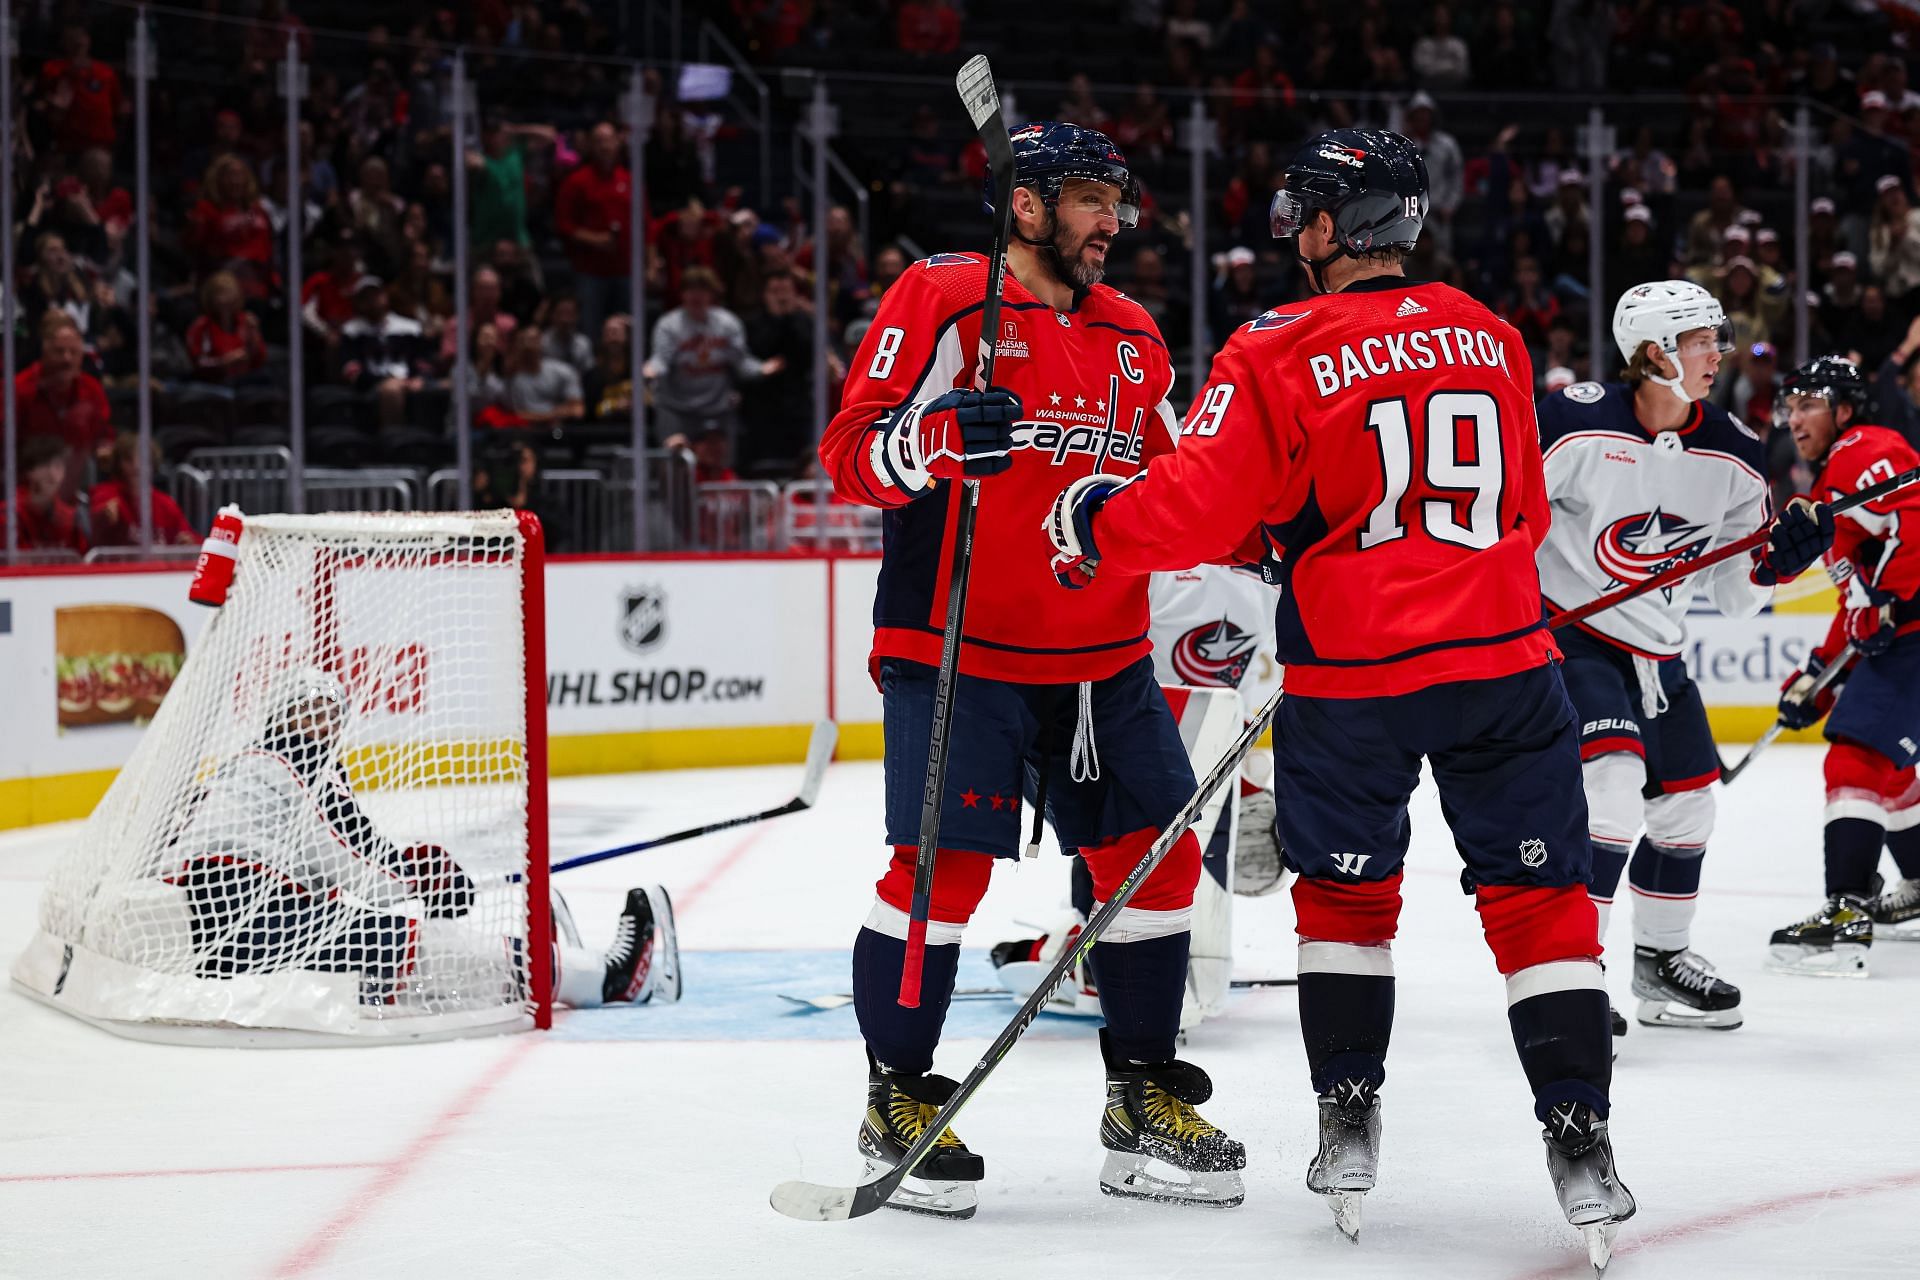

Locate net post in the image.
[517,510,554,1028]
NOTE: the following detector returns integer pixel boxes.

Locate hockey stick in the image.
[1548,466,1920,632]
[770,686,1283,1222]
[781,975,1297,1013]
[897,55,1018,1009]
[551,721,837,873]
[1721,643,1857,784]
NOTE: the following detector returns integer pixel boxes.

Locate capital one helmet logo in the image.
[619,587,667,654]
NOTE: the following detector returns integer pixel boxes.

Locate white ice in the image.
[3,747,1918,1279]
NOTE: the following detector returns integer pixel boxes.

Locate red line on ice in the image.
[675,821,773,917]
[0,1161,382,1183]
[269,1035,540,1278]
[1508,1167,1920,1280]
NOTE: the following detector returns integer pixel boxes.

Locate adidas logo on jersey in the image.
[1395,296,1428,316]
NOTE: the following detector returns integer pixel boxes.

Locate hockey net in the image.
[11,510,552,1044]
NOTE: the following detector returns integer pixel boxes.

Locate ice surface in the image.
[4,748,1918,1278]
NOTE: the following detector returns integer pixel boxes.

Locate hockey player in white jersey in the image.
[168,669,681,1011]
[1536,281,1834,1032]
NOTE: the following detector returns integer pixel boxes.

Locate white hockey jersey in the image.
[1536,381,1773,658]
[1148,564,1280,714]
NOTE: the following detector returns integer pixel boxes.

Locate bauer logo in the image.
[619,588,667,654]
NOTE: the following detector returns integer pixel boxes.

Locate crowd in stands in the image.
[12,0,1920,552]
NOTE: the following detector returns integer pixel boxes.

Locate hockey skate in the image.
[1306,1079,1381,1241]
[1631,946,1742,1029]
[603,886,681,1004]
[1767,895,1873,977]
[1867,879,1920,940]
[1097,1029,1245,1208]
[1542,1101,1636,1277]
[857,1052,984,1220]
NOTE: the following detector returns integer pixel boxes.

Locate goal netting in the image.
[11,510,552,1045]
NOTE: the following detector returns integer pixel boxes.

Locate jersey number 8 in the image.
[867,327,906,380]
[1359,391,1506,551]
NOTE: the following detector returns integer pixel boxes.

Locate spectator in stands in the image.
[741,269,826,478]
[1684,175,1751,268]
[87,432,198,548]
[1229,43,1298,148]
[441,266,519,369]
[186,155,276,302]
[4,437,88,555]
[1402,94,1463,252]
[185,271,269,386]
[1822,250,1864,335]
[1126,246,1176,333]
[1606,205,1668,301]
[555,121,634,336]
[504,326,586,429]
[489,240,545,326]
[17,232,93,359]
[1870,174,1920,322]
[541,295,594,377]
[1836,92,1912,209]
[896,0,961,56]
[1542,170,1589,255]
[1613,125,1678,200]
[1209,247,1265,343]
[473,442,566,551]
[1717,256,1771,353]
[899,104,960,188]
[1213,0,1273,55]
[1714,341,1781,427]
[1058,74,1112,134]
[686,427,739,486]
[1473,1,1537,91]
[1794,42,1857,118]
[348,156,408,282]
[644,107,705,217]
[653,197,726,309]
[16,313,110,502]
[1112,84,1173,172]
[1876,315,1920,446]
[644,266,782,443]
[794,205,869,337]
[845,244,911,352]
[1498,256,1561,353]
[585,315,634,423]
[338,276,435,429]
[389,239,451,340]
[469,117,559,253]
[38,24,122,158]
[302,230,364,361]
[27,149,129,271]
[464,323,510,420]
[1412,4,1471,91]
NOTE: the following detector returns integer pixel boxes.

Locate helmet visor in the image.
[1675,320,1735,359]
[1056,166,1141,228]
[1269,188,1309,240]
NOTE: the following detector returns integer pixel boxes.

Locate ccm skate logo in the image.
[1583,718,1639,737]
[1331,852,1372,876]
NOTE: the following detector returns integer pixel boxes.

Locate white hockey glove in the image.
[1044,472,1130,589]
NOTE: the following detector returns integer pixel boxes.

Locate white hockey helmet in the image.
[1612,280,1733,401]
[271,666,348,731]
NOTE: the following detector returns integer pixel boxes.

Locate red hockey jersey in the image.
[1086,275,1557,699]
[1809,423,1920,659]
[821,253,1180,684]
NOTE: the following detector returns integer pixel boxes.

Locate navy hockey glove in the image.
[1751,497,1835,586]
[877,386,1020,494]
[1846,590,1900,657]
[1045,473,1127,588]
[1778,655,1845,730]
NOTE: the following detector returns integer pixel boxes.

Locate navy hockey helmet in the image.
[1271,128,1427,291]
[986,121,1140,229]
[1781,353,1873,421]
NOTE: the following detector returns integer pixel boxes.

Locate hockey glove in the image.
[1751,497,1835,586]
[1846,590,1900,657]
[1045,473,1128,588]
[876,386,1020,495]
[1778,655,1845,731]
[398,843,477,918]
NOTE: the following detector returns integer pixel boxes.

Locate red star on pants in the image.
[988,794,1005,811]
[960,788,981,808]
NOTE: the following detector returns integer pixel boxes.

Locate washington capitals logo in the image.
[1593,509,1711,595]
[1170,619,1257,688]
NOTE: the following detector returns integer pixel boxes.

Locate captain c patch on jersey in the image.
[1593,508,1711,592]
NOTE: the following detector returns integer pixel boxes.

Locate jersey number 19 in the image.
[1359,391,1506,551]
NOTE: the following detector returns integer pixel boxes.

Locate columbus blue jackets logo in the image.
[1593,509,1710,593]
[1169,619,1257,688]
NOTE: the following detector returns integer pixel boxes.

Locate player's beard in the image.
[1041,222,1108,290]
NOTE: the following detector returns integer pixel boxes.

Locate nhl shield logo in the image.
[1519,838,1547,868]
[619,587,667,653]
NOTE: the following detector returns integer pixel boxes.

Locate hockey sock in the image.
[1506,979,1612,1122]
[1297,961,1394,1095]
[1627,837,1703,952]
[853,926,959,1074]
[1588,839,1631,944]
[1824,818,1885,899]
[1887,825,1920,881]
[1070,853,1094,918]
[1090,932,1189,1063]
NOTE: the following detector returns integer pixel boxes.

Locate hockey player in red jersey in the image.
[816,122,1243,1218]
[1771,355,1920,974]
[1044,129,1634,1265]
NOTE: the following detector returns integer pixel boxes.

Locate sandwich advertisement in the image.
[55,605,186,728]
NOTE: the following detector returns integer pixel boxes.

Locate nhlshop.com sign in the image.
[547,668,767,706]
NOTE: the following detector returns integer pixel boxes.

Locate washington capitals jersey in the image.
[821,252,1180,683]
[1809,423,1920,658]
[1149,565,1280,717]
[1085,276,1556,699]
[1536,383,1772,657]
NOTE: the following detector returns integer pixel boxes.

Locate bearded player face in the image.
[1040,177,1124,289]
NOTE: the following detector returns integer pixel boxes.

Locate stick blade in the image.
[797,720,838,808]
[777,993,853,1013]
[769,1175,889,1222]
[955,55,999,131]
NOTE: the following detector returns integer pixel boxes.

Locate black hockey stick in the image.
[780,975,1297,1013]
[550,721,836,872]
[770,686,1284,1222]
[898,55,1017,1009]
[1721,643,1857,784]
[1550,466,1920,632]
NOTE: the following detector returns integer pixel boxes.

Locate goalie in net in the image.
[162,666,678,1016]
